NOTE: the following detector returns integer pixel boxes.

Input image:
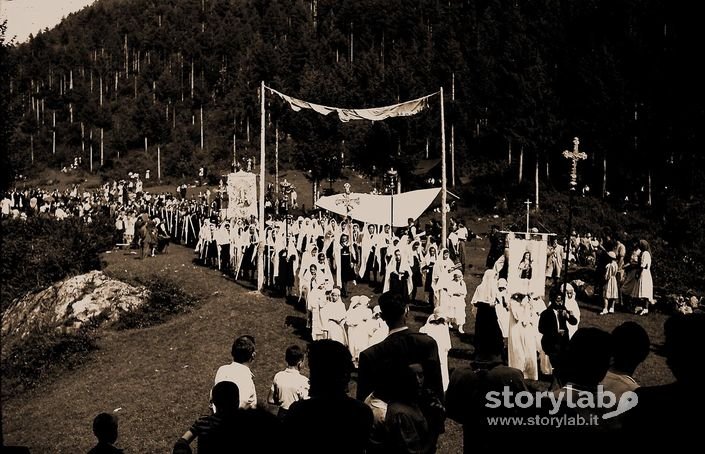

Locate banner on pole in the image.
[227,171,258,220]
[506,235,548,296]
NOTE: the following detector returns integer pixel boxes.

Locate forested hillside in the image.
[2,0,704,290]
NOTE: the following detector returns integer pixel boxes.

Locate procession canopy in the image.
[315,188,441,227]
[267,86,437,123]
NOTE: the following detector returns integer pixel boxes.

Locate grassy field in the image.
[1,217,674,453]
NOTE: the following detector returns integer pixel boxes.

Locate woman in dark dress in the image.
[423,245,438,306]
[471,270,504,358]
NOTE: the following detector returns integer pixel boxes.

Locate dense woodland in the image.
[1,0,704,290]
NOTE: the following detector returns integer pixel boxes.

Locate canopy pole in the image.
[257,81,266,291]
[440,86,447,249]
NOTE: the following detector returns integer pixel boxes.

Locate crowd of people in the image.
[7,179,701,450]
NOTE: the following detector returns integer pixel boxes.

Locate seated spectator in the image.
[600,321,650,430]
[88,412,123,454]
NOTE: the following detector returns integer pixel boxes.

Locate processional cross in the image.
[336,183,360,215]
[336,183,360,238]
[562,137,588,188]
[524,199,532,234]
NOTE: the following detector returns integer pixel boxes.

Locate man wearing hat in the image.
[601,251,619,315]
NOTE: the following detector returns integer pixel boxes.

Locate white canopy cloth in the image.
[267,86,437,123]
[315,188,441,227]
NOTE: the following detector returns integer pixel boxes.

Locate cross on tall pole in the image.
[561,136,588,302]
[562,137,588,188]
[524,199,532,234]
[336,182,360,239]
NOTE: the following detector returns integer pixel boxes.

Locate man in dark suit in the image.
[538,292,578,386]
[357,292,444,450]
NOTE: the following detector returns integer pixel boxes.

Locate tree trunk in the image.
[518,145,524,183]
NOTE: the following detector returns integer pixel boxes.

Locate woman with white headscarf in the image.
[432,248,456,308]
[346,295,373,365]
[471,269,504,358]
[508,293,538,380]
[444,270,468,333]
[562,283,581,338]
[495,278,510,341]
[420,307,452,391]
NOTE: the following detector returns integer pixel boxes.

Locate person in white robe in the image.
[346,295,373,365]
[444,270,468,333]
[562,283,581,339]
[322,288,348,346]
[367,306,389,347]
[432,248,456,308]
[419,308,452,391]
[298,247,320,302]
[358,224,380,283]
[495,278,510,341]
[308,265,329,340]
[508,293,539,380]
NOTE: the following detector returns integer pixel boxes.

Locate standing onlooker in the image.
[284,340,373,454]
[601,252,620,315]
[214,335,257,409]
[632,240,654,315]
[268,345,310,418]
[419,308,452,391]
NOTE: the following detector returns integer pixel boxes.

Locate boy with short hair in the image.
[267,345,310,418]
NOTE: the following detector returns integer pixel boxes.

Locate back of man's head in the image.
[564,328,612,387]
[231,335,256,364]
[307,340,354,397]
[211,381,240,415]
[611,322,650,375]
[379,292,407,328]
[664,313,705,385]
[92,412,118,445]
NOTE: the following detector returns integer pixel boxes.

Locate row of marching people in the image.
[304,286,389,367]
[470,268,582,382]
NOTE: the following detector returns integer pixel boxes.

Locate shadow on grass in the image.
[285,315,311,342]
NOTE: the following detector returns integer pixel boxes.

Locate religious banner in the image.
[227,171,258,220]
[506,234,548,296]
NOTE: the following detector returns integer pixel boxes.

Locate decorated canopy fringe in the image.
[266,86,437,123]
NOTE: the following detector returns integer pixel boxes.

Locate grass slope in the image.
[2,223,673,453]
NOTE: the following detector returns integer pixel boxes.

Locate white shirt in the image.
[457,227,469,241]
[214,362,257,409]
[268,368,310,410]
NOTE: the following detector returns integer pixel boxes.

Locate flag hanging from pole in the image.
[266,86,438,123]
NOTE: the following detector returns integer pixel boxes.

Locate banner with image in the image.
[506,235,548,296]
[227,171,258,220]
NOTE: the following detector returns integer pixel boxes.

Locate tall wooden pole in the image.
[440,87,447,249]
[100,128,104,167]
[257,81,266,291]
[275,124,280,215]
[535,155,539,210]
[451,72,455,187]
[200,105,204,150]
[157,145,161,182]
